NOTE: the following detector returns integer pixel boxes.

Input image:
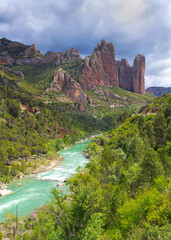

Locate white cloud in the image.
[146,49,171,88]
[0,0,170,87]
[118,0,147,23]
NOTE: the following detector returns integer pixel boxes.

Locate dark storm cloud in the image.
[0,0,171,87]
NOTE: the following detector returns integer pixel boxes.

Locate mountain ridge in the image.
[0,38,145,102]
[146,86,171,96]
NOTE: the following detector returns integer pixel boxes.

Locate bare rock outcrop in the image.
[0,38,145,96]
[0,38,82,66]
[118,59,133,91]
[0,56,15,66]
[133,54,145,95]
[78,40,145,95]
[65,47,82,61]
[49,69,87,110]
[78,39,119,90]
[24,44,37,57]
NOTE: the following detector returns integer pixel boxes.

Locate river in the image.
[0,139,90,222]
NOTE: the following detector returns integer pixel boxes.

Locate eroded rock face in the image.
[79,40,145,95]
[78,39,119,90]
[118,59,133,91]
[100,39,119,86]
[0,38,37,65]
[133,54,145,95]
[0,38,82,66]
[0,38,145,96]
[49,69,87,110]
[24,44,37,57]
[0,56,15,66]
[65,48,81,61]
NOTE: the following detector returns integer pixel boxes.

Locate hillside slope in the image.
[0,65,154,184]
[3,94,170,240]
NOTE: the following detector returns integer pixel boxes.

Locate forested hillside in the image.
[8,94,171,240]
[0,65,154,184]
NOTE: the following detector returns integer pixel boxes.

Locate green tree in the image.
[0,230,3,240]
[159,143,171,176]
[141,148,164,183]
[5,99,20,118]
[146,122,156,148]
[82,213,104,240]
[153,113,167,149]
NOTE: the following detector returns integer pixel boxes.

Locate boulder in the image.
[0,182,7,190]
[0,189,13,196]
[36,174,42,179]
[57,182,65,187]
[14,71,25,79]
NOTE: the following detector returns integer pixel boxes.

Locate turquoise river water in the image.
[0,139,90,222]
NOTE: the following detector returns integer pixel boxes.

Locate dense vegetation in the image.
[0,66,148,184]
[8,94,170,240]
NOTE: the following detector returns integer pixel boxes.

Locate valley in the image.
[0,37,170,240]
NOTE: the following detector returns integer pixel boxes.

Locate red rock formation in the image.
[49,69,87,110]
[0,38,82,66]
[7,41,27,56]
[100,39,119,86]
[118,59,133,91]
[78,39,119,90]
[65,48,82,61]
[133,54,145,95]
[79,40,145,95]
[25,44,37,57]
[0,56,15,66]
[0,38,145,95]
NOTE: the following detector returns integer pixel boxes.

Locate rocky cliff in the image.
[146,87,171,96]
[78,40,145,95]
[0,38,81,66]
[78,40,119,90]
[48,69,87,110]
[0,38,145,103]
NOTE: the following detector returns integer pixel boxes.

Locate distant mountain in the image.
[146,87,171,96]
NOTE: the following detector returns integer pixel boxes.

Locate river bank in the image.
[0,154,63,196]
[1,135,95,194]
[0,134,101,196]
[1,134,99,197]
[0,139,91,224]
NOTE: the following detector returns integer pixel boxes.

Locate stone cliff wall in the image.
[78,40,145,95]
[0,38,81,66]
[78,40,119,90]
[48,69,87,110]
[132,54,145,95]
[0,38,145,95]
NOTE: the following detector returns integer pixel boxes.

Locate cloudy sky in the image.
[0,0,171,88]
